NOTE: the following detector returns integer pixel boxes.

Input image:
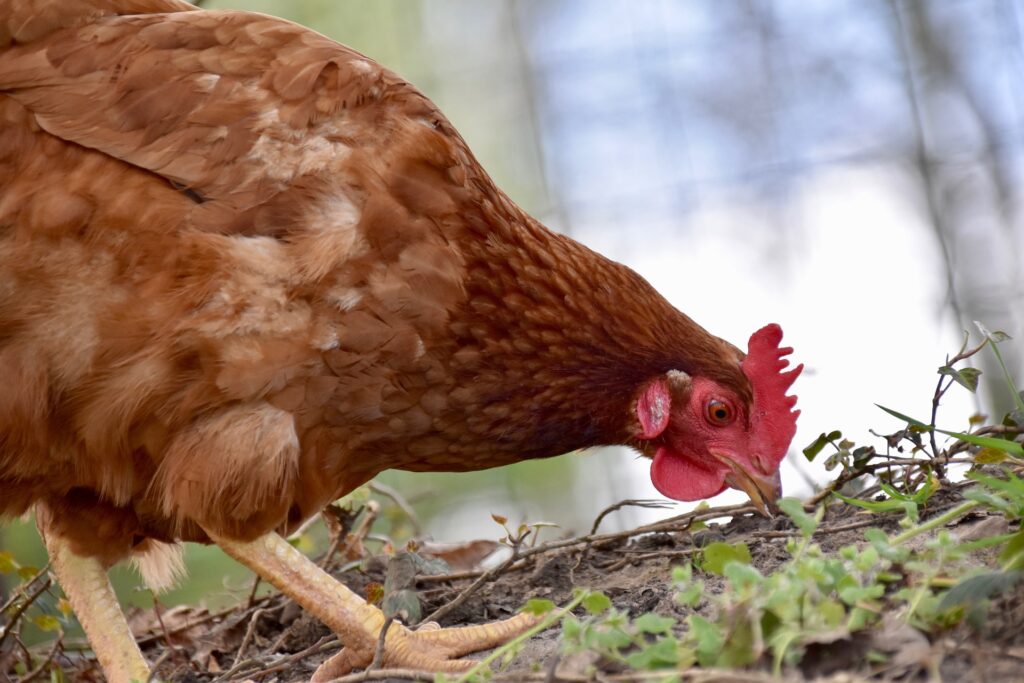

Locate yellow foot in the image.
[209,530,541,680]
[310,612,539,682]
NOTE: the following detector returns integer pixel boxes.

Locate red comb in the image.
[740,323,802,472]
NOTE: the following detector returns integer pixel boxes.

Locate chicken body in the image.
[0,0,746,557]
[0,2,792,680]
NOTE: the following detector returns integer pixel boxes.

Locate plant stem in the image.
[454,592,587,682]
[890,501,980,546]
[988,337,1024,413]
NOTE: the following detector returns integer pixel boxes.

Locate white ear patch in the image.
[637,378,672,439]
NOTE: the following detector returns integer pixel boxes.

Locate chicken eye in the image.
[705,399,734,426]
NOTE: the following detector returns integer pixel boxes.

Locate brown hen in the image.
[0,2,801,681]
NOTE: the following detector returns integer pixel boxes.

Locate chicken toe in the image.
[210,530,538,678]
[311,610,539,681]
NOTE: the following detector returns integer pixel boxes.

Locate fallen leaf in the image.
[417,540,501,571]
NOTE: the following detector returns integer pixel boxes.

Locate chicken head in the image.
[637,324,803,514]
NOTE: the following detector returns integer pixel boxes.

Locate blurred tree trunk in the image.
[891,0,1022,414]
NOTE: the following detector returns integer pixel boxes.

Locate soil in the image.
[34,488,1024,682]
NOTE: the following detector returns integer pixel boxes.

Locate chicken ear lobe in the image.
[636,371,689,440]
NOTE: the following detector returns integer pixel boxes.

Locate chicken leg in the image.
[42,532,151,683]
[210,530,538,681]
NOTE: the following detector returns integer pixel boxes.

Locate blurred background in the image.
[4,0,1024,623]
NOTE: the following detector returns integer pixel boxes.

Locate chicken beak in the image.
[719,459,782,517]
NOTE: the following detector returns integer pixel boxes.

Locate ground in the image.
[23,482,1014,683]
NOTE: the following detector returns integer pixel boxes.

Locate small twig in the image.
[574,499,675,580]
[929,374,953,471]
[322,501,380,570]
[751,516,886,539]
[326,670,813,683]
[151,598,188,670]
[0,567,51,657]
[369,616,394,671]
[135,595,274,646]
[232,607,266,669]
[420,546,522,625]
[212,635,337,682]
[369,482,423,535]
[588,499,673,536]
[13,628,61,683]
[246,575,262,607]
[418,564,524,583]
[145,648,174,683]
[12,634,33,669]
[598,547,699,572]
[322,669,437,682]
[0,565,50,615]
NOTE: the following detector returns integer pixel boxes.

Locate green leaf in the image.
[717,620,758,667]
[777,498,819,535]
[876,404,928,428]
[975,321,1024,413]
[939,570,1023,610]
[561,615,582,642]
[939,365,981,392]
[834,492,907,514]
[671,564,692,584]
[968,471,1024,500]
[935,428,1024,457]
[687,615,724,666]
[700,542,752,575]
[593,624,632,651]
[879,477,936,504]
[625,636,680,669]
[581,590,612,615]
[847,606,876,631]
[975,447,1008,464]
[963,487,1012,514]
[16,566,39,581]
[864,528,889,545]
[634,613,676,635]
[803,431,841,462]
[521,598,555,616]
[722,561,763,588]
[0,551,16,574]
[818,598,847,627]
[838,584,884,605]
[674,581,703,608]
[999,530,1024,569]
[31,614,61,632]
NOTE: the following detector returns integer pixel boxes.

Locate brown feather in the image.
[0,1,748,569]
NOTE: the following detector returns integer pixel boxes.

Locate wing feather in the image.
[0,8,415,216]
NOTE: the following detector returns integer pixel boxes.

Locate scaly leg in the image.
[42,533,151,683]
[210,530,538,681]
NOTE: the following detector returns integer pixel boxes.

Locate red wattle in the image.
[650,447,727,501]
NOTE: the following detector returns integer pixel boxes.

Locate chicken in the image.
[0,1,802,681]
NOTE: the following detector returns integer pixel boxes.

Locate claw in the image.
[309,613,541,681]
[413,612,539,653]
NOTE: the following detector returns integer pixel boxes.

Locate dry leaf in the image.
[417,540,501,572]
